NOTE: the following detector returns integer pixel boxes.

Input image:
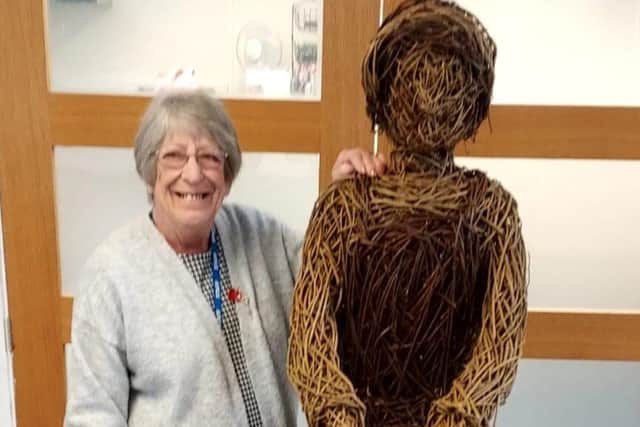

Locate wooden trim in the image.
[457,105,640,160]
[61,297,73,345]
[523,311,640,361]
[319,0,381,190]
[59,297,640,361]
[0,1,66,425]
[49,94,321,153]
[48,95,640,163]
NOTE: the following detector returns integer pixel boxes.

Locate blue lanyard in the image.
[211,230,223,329]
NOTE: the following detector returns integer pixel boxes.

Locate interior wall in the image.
[47,0,323,99]
[497,359,640,426]
[457,0,640,106]
[456,157,640,311]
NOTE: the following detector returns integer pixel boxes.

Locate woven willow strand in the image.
[288,1,527,426]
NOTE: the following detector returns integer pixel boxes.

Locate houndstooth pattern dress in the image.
[179,229,263,427]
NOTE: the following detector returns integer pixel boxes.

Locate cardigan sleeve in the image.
[64,264,130,427]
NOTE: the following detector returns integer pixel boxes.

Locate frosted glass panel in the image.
[497,359,640,426]
[55,146,318,296]
[457,157,640,312]
[457,0,640,106]
[225,152,318,232]
[47,0,323,99]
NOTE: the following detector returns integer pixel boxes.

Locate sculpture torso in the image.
[289,157,527,427]
[330,167,503,426]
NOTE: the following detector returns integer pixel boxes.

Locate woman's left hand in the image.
[331,148,386,182]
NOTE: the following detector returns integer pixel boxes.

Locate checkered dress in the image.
[179,230,263,427]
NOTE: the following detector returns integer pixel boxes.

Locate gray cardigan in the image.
[64,204,304,427]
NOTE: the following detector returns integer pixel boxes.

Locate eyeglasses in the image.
[158,149,227,171]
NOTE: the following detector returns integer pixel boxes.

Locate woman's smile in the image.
[174,191,211,201]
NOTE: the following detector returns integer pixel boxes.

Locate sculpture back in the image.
[335,170,493,425]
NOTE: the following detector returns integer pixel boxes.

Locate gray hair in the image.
[134,88,242,198]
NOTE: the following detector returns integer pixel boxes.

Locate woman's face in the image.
[152,130,229,234]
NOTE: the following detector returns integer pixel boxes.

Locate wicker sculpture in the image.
[288,1,528,426]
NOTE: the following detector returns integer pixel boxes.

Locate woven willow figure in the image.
[288,1,527,426]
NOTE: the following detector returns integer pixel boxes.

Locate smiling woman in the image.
[63,87,384,427]
[64,88,302,426]
[64,89,298,426]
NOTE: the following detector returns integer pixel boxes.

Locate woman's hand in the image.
[331,148,386,182]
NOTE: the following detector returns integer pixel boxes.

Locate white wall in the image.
[0,205,16,427]
[497,359,640,426]
[457,0,640,106]
[456,157,640,312]
[47,0,323,99]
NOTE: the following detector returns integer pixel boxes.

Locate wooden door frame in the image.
[0,0,66,425]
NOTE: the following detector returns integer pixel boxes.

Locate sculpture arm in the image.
[288,187,366,427]
[427,192,528,427]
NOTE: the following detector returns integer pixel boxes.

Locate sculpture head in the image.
[362,0,496,153]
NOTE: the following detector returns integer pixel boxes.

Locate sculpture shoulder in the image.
[313,177,371,214]
[467,171,524,243]
[478,174,521,218]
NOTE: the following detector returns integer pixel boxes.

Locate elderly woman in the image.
[64,88,384,427]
